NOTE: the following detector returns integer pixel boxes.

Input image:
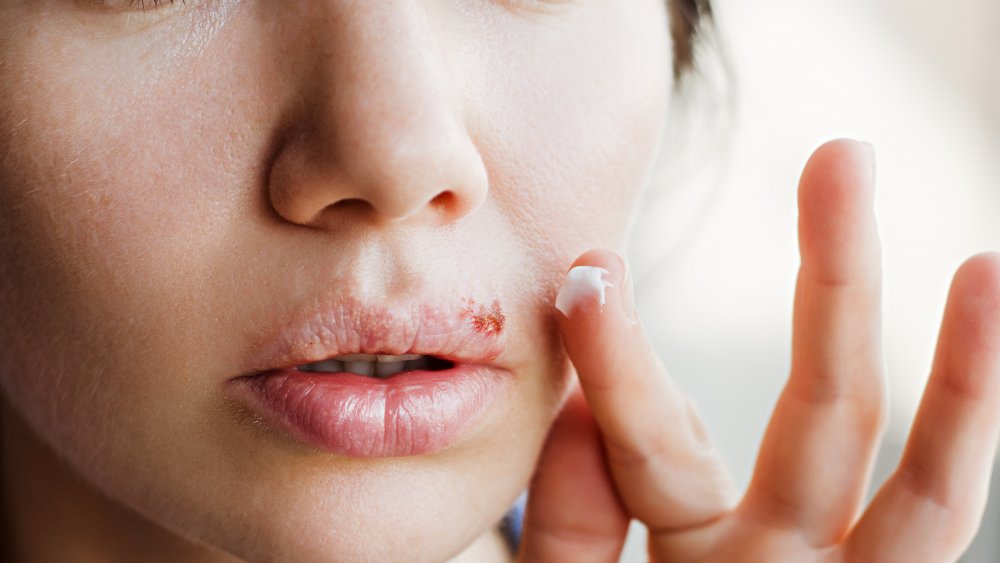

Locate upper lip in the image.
[238,295,507,377]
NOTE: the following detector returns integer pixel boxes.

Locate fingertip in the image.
[554,249,631,321]
[953,251,1000,296]
[797,139,882,283]
[804,138,876,176]
[522,388,630,562]
[569,248,626,273]
[933,252,1000,395]
[948,251,1000,338]
[543,389,602,458]
[553,249,642,395]
[799,138,877,211]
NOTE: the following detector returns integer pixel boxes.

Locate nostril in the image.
[430,191,456,211]
[430,190,474,219]
[331,198,374,213]
[316,193,459,225]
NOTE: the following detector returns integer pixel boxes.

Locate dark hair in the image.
[670,0,713,80]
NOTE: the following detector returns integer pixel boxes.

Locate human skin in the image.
[3,3,1000,563]
[0,1,671,562]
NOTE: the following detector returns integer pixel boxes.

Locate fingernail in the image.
[555,266,614,317]
[621,259,637,322]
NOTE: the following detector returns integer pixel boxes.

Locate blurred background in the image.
[624,0,1000,560]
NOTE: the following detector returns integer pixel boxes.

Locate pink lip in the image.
[226,296,510,458]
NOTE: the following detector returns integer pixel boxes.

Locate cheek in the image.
[461,0,673,264]
[0,11,288,539]
[0,6,275,383]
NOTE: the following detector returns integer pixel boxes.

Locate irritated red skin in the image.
[466,299,506,336]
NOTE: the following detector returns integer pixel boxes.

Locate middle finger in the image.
[743,139,886,545]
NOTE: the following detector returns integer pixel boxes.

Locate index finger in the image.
[555,249,737,534]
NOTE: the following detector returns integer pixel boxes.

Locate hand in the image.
[518,139,1000,563]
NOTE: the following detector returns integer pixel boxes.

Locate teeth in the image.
[332,353,422,363]
[406,357,429,371]
[374,361,405,377]
[297,360,343,373]
[344,361,374,377]
[378,354,423,362]
[296,354,432,378]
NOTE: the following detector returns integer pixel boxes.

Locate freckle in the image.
[470,299,505,335]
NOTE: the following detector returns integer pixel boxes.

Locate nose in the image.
[268,3,488,229]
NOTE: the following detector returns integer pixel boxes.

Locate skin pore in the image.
[0,1,673,562]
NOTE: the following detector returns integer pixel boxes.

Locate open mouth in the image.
[295,353,456,378]
[228,296,510,457]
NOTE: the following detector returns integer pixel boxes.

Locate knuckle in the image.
[523,516,620,546]
[893,465,984,558]
[603,429,669,472]
[786,366,886,414]
[895,461,955,514]
[933,366,990,403]
[602,399,717,471]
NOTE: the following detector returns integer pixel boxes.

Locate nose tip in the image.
[266,4,489,231]
[268,121,489,229]
[348,130,490,224]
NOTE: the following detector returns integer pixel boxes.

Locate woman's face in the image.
[0,1,671,561]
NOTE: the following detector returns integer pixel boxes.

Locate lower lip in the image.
[229,365,507,458]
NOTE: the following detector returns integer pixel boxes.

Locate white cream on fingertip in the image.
[554,266,614,317]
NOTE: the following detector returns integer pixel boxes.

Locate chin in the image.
[147,440,535,563]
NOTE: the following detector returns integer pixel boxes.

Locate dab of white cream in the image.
[555,266,614,317]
